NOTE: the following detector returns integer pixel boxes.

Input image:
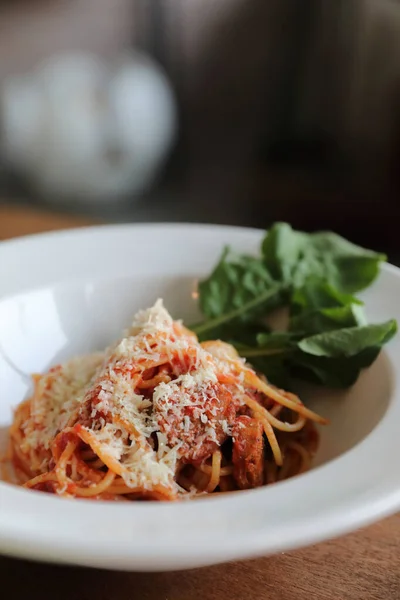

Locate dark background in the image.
[1,0,399,259]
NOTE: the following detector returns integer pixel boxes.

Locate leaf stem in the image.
[192,285,283,336]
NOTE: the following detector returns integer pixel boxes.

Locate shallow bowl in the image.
[0,224,399,571]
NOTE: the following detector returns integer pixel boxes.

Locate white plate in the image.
[0,223,399,572]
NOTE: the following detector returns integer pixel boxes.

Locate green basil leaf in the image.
[291,279,363,313]
[256,332,298,349]
[289,279,366,335]
[198,248,278,320]
[302,232,386,293]
[198,247,232,318]
[194,247,284,337]
[262,223,386,293]
[289,347,381,388]
[297,320,397,358]
[262,222,307,283]
[290,305,366,336]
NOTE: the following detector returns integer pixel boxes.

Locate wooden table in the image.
[0,204,399,600]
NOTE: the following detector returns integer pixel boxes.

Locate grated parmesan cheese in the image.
[21,352,104,460]
[19,300,246,493]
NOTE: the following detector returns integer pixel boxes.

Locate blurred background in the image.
[0,0,399,258]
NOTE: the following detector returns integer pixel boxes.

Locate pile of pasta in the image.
[5,300,326,501]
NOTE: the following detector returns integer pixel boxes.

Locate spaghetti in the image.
[4,300,327,500]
